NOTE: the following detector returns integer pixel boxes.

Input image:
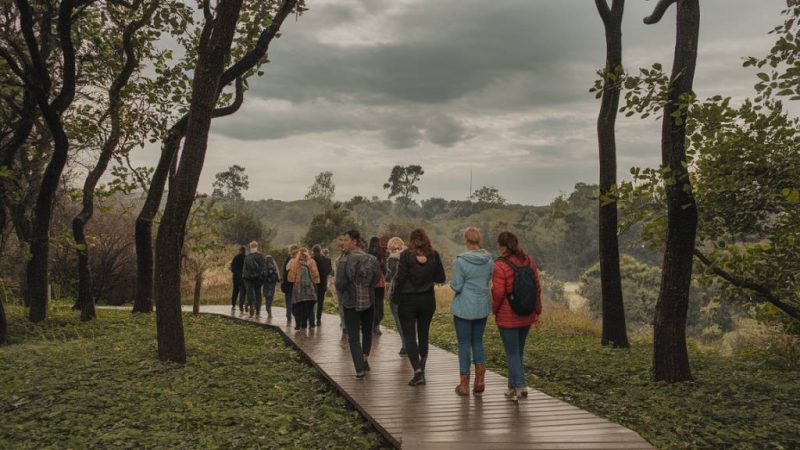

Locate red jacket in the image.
[491,253,542,328]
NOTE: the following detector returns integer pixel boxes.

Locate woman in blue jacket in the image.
[450,227,493,396]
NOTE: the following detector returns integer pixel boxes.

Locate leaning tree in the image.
[133,0,302,316]
[151,0,303,363]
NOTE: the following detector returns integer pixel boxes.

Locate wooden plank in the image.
[197,305,654,450]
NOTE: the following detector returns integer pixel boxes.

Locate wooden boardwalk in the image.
[196,305,654,449]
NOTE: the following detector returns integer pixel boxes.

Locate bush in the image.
[539,271,565,305]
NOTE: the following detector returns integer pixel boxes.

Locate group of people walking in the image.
[229,242,333,330]
[229,227,542,402]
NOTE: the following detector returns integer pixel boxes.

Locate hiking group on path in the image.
[229,227,542,402]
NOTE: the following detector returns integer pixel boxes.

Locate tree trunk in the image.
[192,269,203,315]
[153,0,244,363]
[595,0,629,348]
[645,0,700,382]
[133,128,180,314]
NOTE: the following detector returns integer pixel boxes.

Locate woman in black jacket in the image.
[393,228,446,386]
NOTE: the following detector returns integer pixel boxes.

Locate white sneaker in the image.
[504,388,518,402]
[518,387,529,398]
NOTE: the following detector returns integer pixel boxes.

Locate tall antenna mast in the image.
[469,167,473,198]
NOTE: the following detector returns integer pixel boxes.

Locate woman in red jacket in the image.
[491,231,542,401]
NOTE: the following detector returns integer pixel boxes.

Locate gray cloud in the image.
[195,0,790,205]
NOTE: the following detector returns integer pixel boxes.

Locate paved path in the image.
[195,305,654,449]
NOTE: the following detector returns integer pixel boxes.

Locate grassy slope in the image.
[0,304,391,450]
[377,300,799,450]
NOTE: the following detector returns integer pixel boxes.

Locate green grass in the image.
[378,304,800,450]
[0,304,391,450]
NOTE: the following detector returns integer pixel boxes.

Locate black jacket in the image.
[393,250,446,297]
[230,253,245,275]
[313,254,333,284]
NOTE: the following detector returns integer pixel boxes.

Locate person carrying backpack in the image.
[288,248,320,330]
[491,231,542,402]
[242,241,267,318]
[262,255,281,319]
[335,230,380,378]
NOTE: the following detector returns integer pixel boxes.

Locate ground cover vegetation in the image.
[0,304,390,450]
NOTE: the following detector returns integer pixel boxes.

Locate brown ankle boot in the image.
[473,364,486,396]
[455,373,470,396]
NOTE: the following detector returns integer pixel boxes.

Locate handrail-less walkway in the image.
[196,305,653,449]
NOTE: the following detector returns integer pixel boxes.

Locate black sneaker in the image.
[309,322,316,328]
[408,371,425,386]
[364,361,371,372]
[399,348,407,356]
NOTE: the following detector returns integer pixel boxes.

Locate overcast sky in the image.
[135,0,789,206]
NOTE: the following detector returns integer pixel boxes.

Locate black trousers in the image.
[343,305,374,372]
[231,274,245,308]
[293,301,314,328]
[373,287,385,330]
[398,292,436,372]
[314,282,327,324]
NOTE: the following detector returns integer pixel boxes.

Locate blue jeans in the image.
[244,278,262,314]
[454,316,487,374]
[498,326,530,388]
[390,301,405,349]
[262,283,276,315]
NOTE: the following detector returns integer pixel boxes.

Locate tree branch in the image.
[219,0,298,87]
[0,46,26,81]
[643,0,677,24]
[594,0,612,25]
[694,249,800,322]
[50,0,80,114]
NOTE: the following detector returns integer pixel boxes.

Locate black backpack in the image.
[263,264,278,284]
[498,256,538,316]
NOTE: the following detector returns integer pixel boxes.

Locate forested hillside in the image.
[246,182,659,282]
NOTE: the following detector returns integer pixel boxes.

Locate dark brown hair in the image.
[343,230,362,247]
[497,231,525,259]
[409,228,433,256]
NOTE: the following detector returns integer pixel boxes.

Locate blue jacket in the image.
[449,249,493,319]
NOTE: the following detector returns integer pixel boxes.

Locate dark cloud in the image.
[211,102,473,149]
[197,0,790,204]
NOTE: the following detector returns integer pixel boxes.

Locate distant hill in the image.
[243,183,660,281]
